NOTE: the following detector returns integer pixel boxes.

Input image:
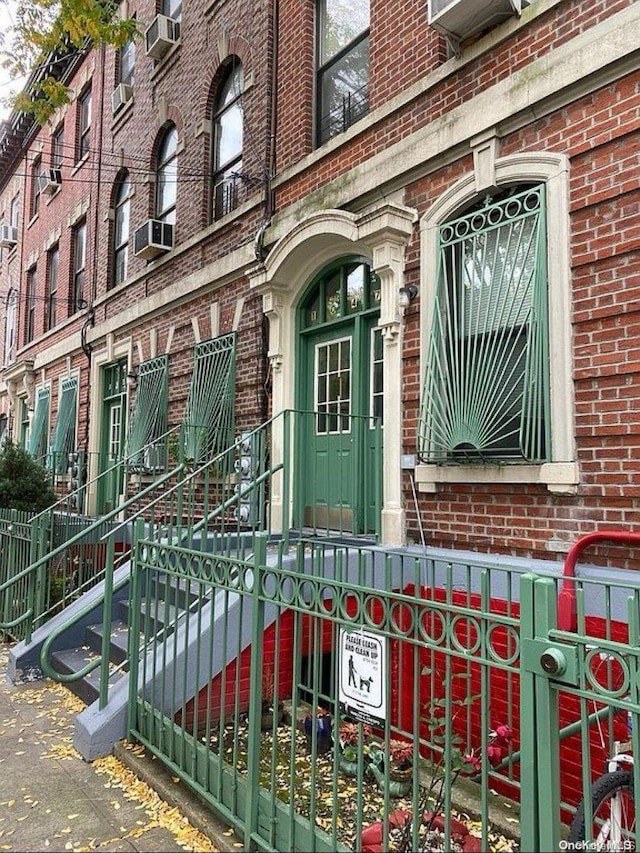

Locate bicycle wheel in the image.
[568,770,635,851]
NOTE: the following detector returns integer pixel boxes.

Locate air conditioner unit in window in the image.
[111,82,133,114]
[0,224,18,248]
[428,0,530,52]
[145,14,180,60]
[133,219,174,260]
[37,168,62,195]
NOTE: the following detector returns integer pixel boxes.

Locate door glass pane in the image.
[346,264,365,314]
[109,404,122,459]
[371,328,383,425]
[325,274,341,321]
[315,338,351,434]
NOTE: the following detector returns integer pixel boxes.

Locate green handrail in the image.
[36,414,283,706]
[0,462,185,638]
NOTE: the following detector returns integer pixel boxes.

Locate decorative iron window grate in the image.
[50,378,78,473]
[417,185,550,464]
[29,388,50,462]
[183,332,236,463]
[318,82,369,145]
[126,355,169,471]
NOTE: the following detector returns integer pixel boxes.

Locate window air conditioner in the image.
[0,224,18,248]
[111,82,133,114]
[428,0,530,51]
[145,14,180,60]
[133,219,174,260]
[37,168,62,195]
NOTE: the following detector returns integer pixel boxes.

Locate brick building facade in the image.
[0,0,638,568]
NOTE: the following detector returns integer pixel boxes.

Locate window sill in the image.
[415,461,579,495]
[111,96,134,130]
[71,153,90,175]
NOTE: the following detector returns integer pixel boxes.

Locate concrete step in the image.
[49,645,127,706]
[84,619,130,664]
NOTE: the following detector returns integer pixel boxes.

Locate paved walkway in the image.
[0,644,234,852]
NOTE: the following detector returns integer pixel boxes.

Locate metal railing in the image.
[128,533,524,852]
[127,530,640,852]
[36,409,382,711]
[0,426,184,642]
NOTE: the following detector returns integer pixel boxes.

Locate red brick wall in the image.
[397,72,640,561]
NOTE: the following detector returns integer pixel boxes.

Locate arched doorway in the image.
[296,257,382,535]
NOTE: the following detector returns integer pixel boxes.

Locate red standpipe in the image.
[557,531,640,632]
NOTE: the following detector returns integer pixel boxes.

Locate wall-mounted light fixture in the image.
[127,369,138,390]
[398,285,418,307]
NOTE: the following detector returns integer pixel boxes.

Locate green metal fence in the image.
[128,533,524,852]
[0,428,184,643]
[0,509,43,638]
[38,410,382,710]
[519,569,640,852]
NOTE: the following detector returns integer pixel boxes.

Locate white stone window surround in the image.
[416,150,578,496]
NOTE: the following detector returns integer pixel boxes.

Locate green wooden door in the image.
[297,259,382,535]
[97,360,128,514]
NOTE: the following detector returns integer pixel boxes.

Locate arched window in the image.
[212,62,243,220]
[113,174,131,287]
[156,125,178,224]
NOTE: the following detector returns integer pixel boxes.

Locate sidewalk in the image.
[0,644,238,852]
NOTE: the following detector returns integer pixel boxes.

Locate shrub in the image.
[0,440,57,512]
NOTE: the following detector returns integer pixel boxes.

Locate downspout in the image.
[80,42,106,454]
[253,0,278,264]
[255,0,279,426]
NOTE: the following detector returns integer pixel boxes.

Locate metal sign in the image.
[338,627,387,726]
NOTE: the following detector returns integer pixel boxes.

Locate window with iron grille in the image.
[50,377,77,474]
[29,387,50,463]
[183,333,236,463]
[112,175,130,287]
[126,355,169,471]
[212,61,244,220]
[317,0,369,145]
[417,185,550,464]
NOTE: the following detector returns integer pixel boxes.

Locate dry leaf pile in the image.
[204,719,519,852]
[90,754,216,852]
[0,652,216,853]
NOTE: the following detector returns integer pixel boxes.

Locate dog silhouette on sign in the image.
[359,675,373,692]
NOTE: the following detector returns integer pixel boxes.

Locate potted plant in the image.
[338,721,372,776]
[368,736,414,797]
[303,706,333,754]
